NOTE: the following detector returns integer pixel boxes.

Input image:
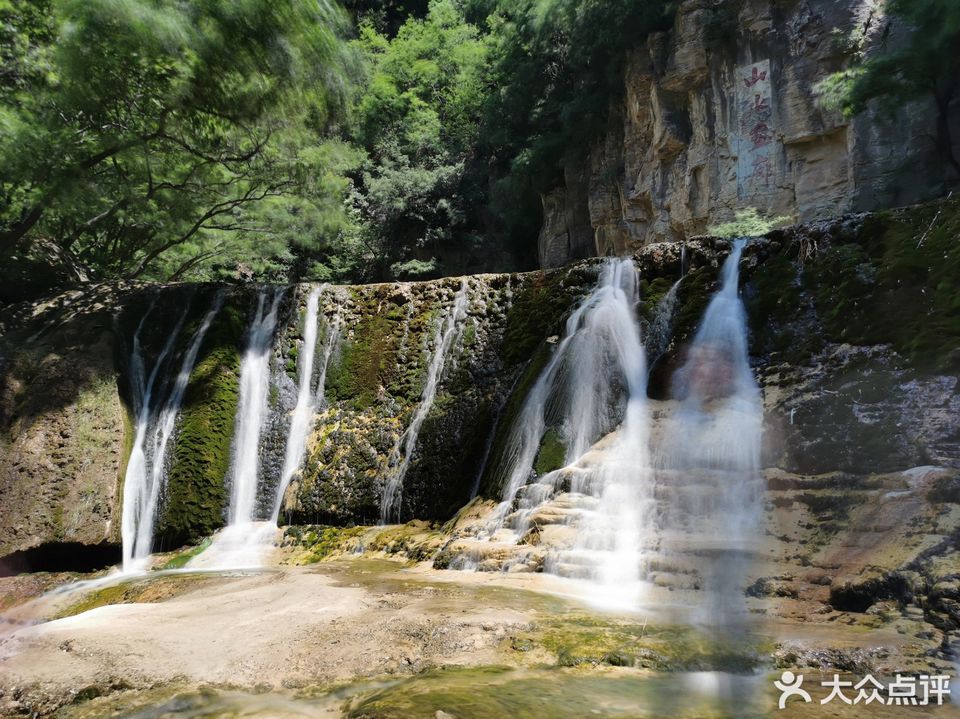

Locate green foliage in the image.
[0,0,707,285]
[818,0,960,176]
[0,0,358,282]
[348,0,491,280]
[707,208,791,238]
[478,0,674,242]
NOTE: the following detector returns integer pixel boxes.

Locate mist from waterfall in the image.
[272,288,343,523]
[121,293,223,571]
[657,238,763,635]
[381,280,470,523]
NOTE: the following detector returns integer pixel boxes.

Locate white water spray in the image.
[380,280,470,523]
[121,294,223,571]
[272,288,343,522]
[657,238,763,628]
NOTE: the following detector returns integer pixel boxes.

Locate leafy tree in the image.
[819,0,960,178]
[349,0,490,279]
[342,0,429,37]
[707,208,791,238]
[0,0,358,281]
[477,0,674,246]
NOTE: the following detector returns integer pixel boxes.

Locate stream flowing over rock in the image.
[0,201,957,558]
[1,199,959,717]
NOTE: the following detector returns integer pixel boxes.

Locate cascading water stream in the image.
[486,259,648,538]
[190,289,284,569]
[473,259,655,605]
[271,287,321,521]
[646,277,682,368]
[229,289,285,526]
[271,288,343,523]
[656,238,763,629]
[121,294,223,571]
[380,280,470,523]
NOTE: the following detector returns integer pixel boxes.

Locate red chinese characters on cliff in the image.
[735,60,775,197]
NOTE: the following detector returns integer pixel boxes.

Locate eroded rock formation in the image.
[538,0,953,267]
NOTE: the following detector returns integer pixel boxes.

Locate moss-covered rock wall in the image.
[1,198,958,560]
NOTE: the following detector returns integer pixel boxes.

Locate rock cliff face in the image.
[0,290,127,562]
[538,0,954,267]
[0,199,957,575]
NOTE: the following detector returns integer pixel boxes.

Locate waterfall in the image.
[657,238,763,629]
[188,288,284,569]
[646,278,682,367]
[271,287,343,523]
[121,293,223,571]
[228,289,284,526]
[380,280,470,523]
[487,259,647,534]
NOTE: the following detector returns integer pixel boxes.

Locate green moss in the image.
[745,250,811,358]
[502,270,583,366]
[55,583,130,618]
[402,392,495,520]
[461,318,477,348]
[521,616,760,672]
[53,574,214,619]
[809,197,960,369]
[671,266,715,344]
[638,276,675,321]
[325,289,441,411]
[114,402,136,543]
[161,537,212,569]
[288,525,367,563]
[156,300,246,547]
[534,427,565,476]
[477,341,555,497]
[326,314,395,410]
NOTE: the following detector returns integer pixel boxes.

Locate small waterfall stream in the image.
[477,258,654,604]
[380,280,470,523]
[487,259,647,536]
[272,288,343,522]
[657,238,763,628]
[646,277,682,367]
[190,289,284,569]
[121,294,223,571]
[229,289,285,525]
